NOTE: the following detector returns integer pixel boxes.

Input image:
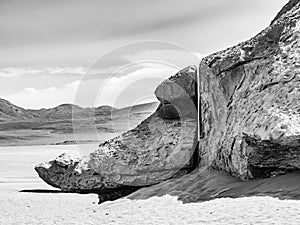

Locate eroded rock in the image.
[199,0,300,179]
[155,65,197,119]
[35,66,198,201]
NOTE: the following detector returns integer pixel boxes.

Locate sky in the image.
[0,0,288,109]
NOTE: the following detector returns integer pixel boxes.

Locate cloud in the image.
[0,0,224,47]
[46,67,87,75]
[1,62,179,109]
[0,0,287,69]
[94,63,179,107]
[0,48,204,109]
[4,81,80,109]
[0,67,87,78]
[0,67,42,78]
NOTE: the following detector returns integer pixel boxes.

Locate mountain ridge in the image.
[0,98,159,146]
[0,98,39,121]
[0,98,158,121]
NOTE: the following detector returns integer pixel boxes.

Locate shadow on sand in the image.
[19,189,97,195]
[20,170,300,204]
[128,169,300,203]
[19,189,67,194]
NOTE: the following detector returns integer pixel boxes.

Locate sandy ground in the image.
[0,182,300,225]
[1,145,299,224]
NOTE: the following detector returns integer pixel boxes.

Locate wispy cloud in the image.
[0,67,42,78]
[94,63,178,108]
[0,0,287,68]
[4,81,80,109]
[46,67,87,75]
[0,67,87,78]
[1,62,178,109]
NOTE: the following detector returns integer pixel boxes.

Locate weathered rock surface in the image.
[199,0,300,179]
[155,65,197,119]
[35,66,198,201]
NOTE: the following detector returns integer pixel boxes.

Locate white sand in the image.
[1,145,299,224]
[1,182,299,225]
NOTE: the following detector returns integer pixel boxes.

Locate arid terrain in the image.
[0,144,299,225]
[1,0,300,224]
[0,98,158,146]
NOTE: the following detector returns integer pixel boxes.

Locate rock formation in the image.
[35,66,198,202]
[199,0,300,179]
[36,0,300,202]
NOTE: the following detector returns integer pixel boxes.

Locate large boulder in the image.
[35,66,198,202]
[199,0,300,179]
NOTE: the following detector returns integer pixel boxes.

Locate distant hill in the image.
[113,102,159,118]
[0,98,159,146]
[95,105,118,117]
[30,104,94,120]
[0,98,39,122]
[0,98,159,122]
[30,103,158,120]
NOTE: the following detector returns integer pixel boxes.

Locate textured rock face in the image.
[199,0,300,179]
[35,66,198,199]
[155,65,197,119]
